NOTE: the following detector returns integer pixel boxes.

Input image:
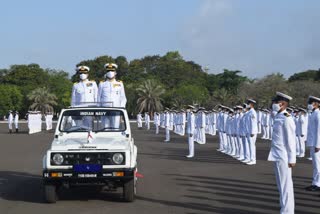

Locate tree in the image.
[27,88,58,114]
[46,69,73,111]
[288,70,319,82]
[168,84,209,108]
[136,79,165,116]
[238,73,287,107]
[0,85,23,117]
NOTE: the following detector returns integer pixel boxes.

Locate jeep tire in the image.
[123,178,136,202]
[44,184,58,203]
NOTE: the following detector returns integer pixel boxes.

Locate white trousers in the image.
[188,134,194,156]
[8,122,13,130]
[257,122,261,134]
[265,126,270,139]
[274,160,295,214]
[297,136,305,157]
[155,125,159,134]
[243,136,250,160]
[14,122,18,129]
[222,133,228,151]
[311,147,320,186]
[247,134,257,161]
[237,136,242,158]
[218,131,223,150]
[137,121,142,128]
[165,128,170,141]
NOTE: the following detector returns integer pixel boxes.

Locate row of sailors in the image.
[137,104,310,163]
[137,93,320,213]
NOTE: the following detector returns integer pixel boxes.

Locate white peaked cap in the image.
[76,65,90,72]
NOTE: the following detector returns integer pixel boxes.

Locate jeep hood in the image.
[51,137,130,151]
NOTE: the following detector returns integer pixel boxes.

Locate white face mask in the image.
[272,103,281,112]
[106,71,116,79]
[308,104,314,111]
[80,74,88,80]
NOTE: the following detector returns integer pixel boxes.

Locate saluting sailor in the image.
[268,92,296,214]
[97,63,127,108]
[71,65,98,107]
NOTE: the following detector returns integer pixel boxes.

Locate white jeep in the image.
[42,107,138,203]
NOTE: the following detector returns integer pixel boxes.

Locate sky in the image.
[0,0,320,78]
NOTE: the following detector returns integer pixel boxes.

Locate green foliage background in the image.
[0,50,319,118]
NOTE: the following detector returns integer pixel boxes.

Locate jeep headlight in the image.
[52,153,64,165]
[112,153,124,165]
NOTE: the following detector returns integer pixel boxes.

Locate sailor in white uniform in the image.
[137,113,143,129]
[186,105,196,158]
[8,110,13,134]
[145,112,150,130]
[14,111,19,133]
[71,66,98,107]
[97,63,127,108]
[98,63,127,129]
[154,112,160,134]
[164,109,170,142]
[305,96,320,191]
[268,92,296,214]
[297,108,308,158]
[245,99,258,165]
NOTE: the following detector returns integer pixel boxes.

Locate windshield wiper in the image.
[66,126,90,133]
[94,127,119,132]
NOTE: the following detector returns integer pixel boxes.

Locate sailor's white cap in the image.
[308,95,320,103]
[104,63,118,71]
[275,92,292,102]
[76,65,90,73]
[247,99,256,104]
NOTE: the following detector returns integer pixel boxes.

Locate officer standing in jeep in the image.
[97,63,127,129]
[97,63,127,108]
[71,65,98,107]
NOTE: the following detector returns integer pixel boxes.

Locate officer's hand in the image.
[190,134,193,137]
[315,148,320,153]
[288,163,296,168]
[301,135,304,137]
[250,134,254,137]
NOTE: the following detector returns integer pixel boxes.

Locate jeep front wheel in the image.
[44,184,58,203]
[123,178,136,202]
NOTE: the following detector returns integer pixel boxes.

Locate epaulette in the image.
[73,82,77,85]
[100,80,105,83]
[119,80,123,83]
[284,112,290,117]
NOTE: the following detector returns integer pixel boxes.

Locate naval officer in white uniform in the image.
[98,63,127,129]
[268,92,296,214]
[97,63,127,108]
[71,66,98,107]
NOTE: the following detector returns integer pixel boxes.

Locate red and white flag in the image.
[87,131,94,144]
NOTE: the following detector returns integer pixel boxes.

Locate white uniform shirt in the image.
[308,109,320,148]
[97,79,127,107]
[186,112,195,134]
[247,108,258,135]
[71,80,98,106]
[268,110,296,163]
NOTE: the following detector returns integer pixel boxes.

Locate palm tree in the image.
[136,79,165,116]
[27,87,58,114]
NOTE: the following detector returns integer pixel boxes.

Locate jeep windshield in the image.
[59,109,126,132]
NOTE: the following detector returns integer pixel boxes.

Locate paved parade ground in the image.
[0,123,319,214]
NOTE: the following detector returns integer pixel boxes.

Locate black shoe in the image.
[9,130,12,134]
[16,129,18,133]
[305,185,320,191]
